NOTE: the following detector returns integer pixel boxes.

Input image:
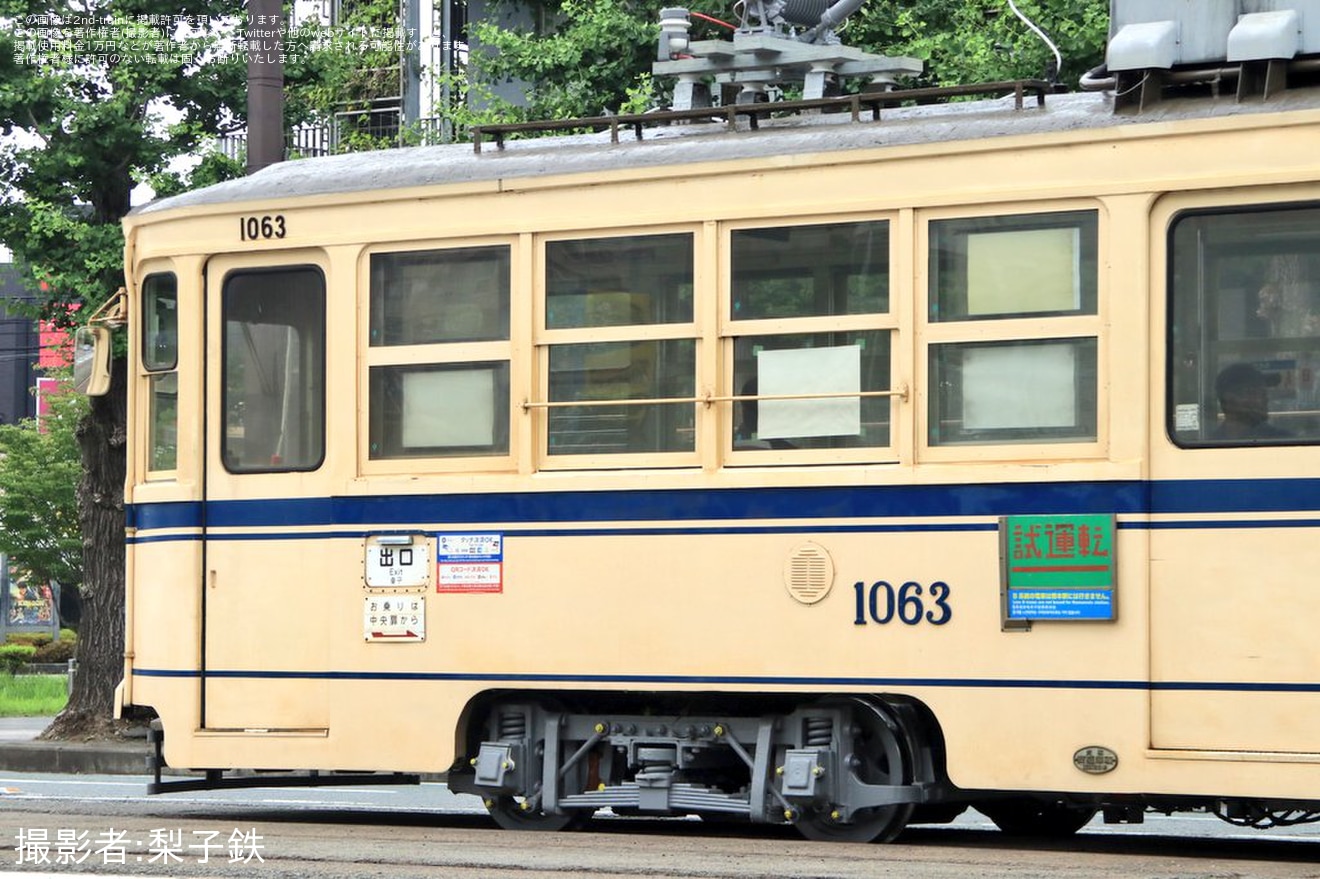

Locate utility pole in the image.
[246,0,285,174]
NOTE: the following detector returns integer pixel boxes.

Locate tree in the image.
[0,0,247,735]
[0,378,85,591]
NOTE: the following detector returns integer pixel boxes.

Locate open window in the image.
[1169,203,1320,447]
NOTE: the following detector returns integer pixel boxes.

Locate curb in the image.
[0,741,151,776]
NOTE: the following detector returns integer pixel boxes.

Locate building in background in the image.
[0,263,40,426]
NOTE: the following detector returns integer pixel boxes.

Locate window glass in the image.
[732,221,889,319]
[370,246,510,346]
[149,372,178,471]
[548,339,695,455]
[142,272,178,473]
[930,211,1098,321]
[929,338,1098,445]
[733,331,890,449]
[545,234,693,328]
[369,363,509,458]
[142,273,178,370]
[1169,205,1320,446]
[222,267,325,472]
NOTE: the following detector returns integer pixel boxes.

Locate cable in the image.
[1006,0,1062,81]
[691,10,736,30]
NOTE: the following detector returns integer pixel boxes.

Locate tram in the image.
[104,1,1320,843]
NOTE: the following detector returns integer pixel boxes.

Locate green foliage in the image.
[0,644,37,675]
[146,148,245,201]
[846,0,1108,89]
[0,673,68,716]
[0,378,85,589]
[0,0,248,328]
[469,0,666,120]
[5,632,50,647]
[5,630,77,663]
[33,637,76,664]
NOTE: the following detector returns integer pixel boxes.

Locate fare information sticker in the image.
[364,535,432,588]
[437,533,503,593]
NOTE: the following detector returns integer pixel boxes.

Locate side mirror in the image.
[73,326,112,396]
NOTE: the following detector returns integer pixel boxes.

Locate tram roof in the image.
[131,87,1320,217]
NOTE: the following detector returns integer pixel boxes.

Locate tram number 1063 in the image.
[239,215,287,241]
[853,580,953,626]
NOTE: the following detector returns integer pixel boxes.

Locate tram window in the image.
[369,363,509,457]
[929,338,1098,445]
[729,220,892,452]
[548,340,696,455]
[370,246,510,346]
[142,273,178,472]
[546,234,693,328]
[143,274,178,370]
[733,333,890,449]
[731,221,889,319]
[1169,204,1320,446]
[929,211,1098,321]
[221,267,326,472]
[543,233,696,457]
[148,372,178,472]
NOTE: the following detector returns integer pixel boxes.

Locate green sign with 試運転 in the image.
[1001,514,1116,622]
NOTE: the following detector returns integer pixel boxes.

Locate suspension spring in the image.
[499,710,527,740]
[805,715,833,748]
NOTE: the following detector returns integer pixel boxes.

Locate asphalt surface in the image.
[0,716,151,775]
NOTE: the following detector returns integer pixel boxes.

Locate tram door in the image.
[1152,202,1320,754]
[200,257,330,730]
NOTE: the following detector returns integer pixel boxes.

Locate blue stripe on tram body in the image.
[130,667,1320,694]
[127,480,1144,531]
[125,478,1320,540]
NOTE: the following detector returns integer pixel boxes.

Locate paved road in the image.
[2,796,1319,879]
[2,768,1320,879]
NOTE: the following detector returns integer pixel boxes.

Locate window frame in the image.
[533,226,703,470]
[1166,199,1320,450]
[219,264,327,474]
[360,237,521,474]
[917,203,1107,462]
[139,269,181,479]
[721,214,901,466]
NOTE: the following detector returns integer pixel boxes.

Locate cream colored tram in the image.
[118,74,1320,841]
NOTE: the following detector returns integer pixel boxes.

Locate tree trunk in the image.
[46,355,127,737]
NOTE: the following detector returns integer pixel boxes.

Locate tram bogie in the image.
[449,693,942,841]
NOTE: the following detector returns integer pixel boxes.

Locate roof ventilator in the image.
[1102,0,1320,111]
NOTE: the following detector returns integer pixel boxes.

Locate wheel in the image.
[978,798,1097,837]
[485,795,591,831]
[477,699,593,832]
[794,698,916,843]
